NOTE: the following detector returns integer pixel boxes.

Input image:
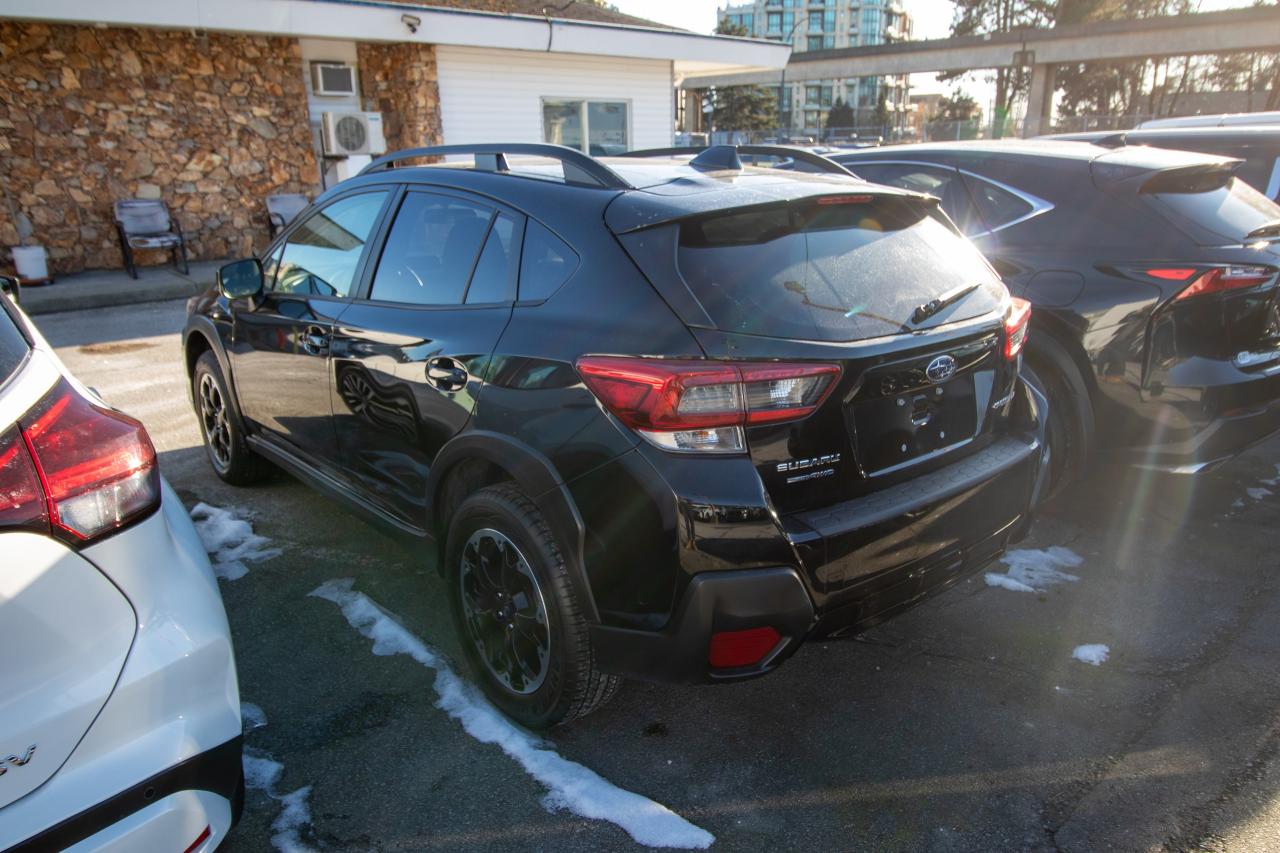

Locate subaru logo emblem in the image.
[925,355,957,384]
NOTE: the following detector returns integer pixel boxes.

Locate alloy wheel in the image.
[458,528,552,695]
[198,372,233,472]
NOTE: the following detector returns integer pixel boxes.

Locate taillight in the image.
[0,426,47,531]
[1171,265,1275,301]
[576,357,840,453]
[1004,298,1032,360]
[9,379,160,542]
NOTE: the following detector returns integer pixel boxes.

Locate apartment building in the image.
[719,0,912,134]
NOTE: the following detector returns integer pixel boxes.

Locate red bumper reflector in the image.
[709,627,782,668]
[182,825,212,853]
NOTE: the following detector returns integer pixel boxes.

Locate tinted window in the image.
[676,195,1004,342]
[465,213,519,305]
[1147,173,1280,244]
[275,192,387,298]
[0,305,29,386]
[262,243,285,290]
[519,222,579,301]
[853,163,982,234]
[371,193,493,306]
[965,176,1034,231]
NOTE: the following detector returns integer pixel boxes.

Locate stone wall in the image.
[0,22,320,275]
[358,42,443,154]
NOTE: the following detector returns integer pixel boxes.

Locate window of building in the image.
[808,10,823,29]
[782,11,795,32]
[273,192,387,298]
[767,11,782,31]
[807,35,823,50]
[541,99,629,156]
[861,7,882,33]
[806,85,821,103]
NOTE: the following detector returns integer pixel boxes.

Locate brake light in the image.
[1004,298,1032,360]
[576,357,840,453]
[709,627,781,668]
[0,427,47,531]
[1173,265,1274,301]
[14,380,159,542]
[1145,267,1197,281]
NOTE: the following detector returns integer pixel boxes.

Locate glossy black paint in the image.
[184,157,1048,684]
[834,141,1280,471]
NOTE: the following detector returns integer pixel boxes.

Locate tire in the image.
[1022,333,1094,500]
[446,483,619,729]
[193,350,269,486]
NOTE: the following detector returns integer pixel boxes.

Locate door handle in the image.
[426,357,468,392]
[301,325,329,356]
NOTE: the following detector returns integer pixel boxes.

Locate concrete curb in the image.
[17,262,225,316]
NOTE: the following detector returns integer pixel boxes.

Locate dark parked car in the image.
[832,140,1280,491]
[185,143,1048,727]
[1048,126,1280,201]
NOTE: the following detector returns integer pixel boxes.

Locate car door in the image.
[230,189,390,469]
[330,188,522,527]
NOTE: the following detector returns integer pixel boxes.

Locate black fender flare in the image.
[183,316,248,432]
[428,431,600,624]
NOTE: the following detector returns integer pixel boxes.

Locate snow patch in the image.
[243,748,315,853]
[985,547,1083,593]
[310,579,715,850]
[190,502,282,581]
[1072,644,1110,666]
[1247,487,1273,501]
[241,702,268,732]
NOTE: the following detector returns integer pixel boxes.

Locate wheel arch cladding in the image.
[429,431,600,624]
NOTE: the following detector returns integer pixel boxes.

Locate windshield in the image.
[1146,173,1280,245]
[676,195,1005,342]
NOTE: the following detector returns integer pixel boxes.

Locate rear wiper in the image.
[912,282,981,324]
[1245,221,1280,240]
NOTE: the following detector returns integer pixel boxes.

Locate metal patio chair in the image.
[113,199,188,279]
[266,193,310,238]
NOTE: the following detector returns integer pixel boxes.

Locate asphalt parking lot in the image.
[37,297,1280,853]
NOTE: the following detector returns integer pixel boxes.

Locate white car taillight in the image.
[1,380,159,542]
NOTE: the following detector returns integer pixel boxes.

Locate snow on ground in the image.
[985,547,1084,593]
[190,502,282,581]
[242,704,315,853]
[242,702,268,732]
[1247,487,1273,501]
[1072,644,1110,666]
[310,578,715,850]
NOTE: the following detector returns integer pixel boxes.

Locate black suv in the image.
[185,143,1047,727]
[832,141,1280,492]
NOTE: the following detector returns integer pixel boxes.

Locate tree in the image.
[943,0,1055,121]
[936,90,981,122]
[827,97,855,131]
[707,19,779,132]
[874,90,891,131]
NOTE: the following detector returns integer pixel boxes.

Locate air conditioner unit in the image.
[321,112,386,157]
[311,63,356,97]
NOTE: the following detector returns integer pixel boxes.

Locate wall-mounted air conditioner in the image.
[321,112,386,157]
[312,62,357,97]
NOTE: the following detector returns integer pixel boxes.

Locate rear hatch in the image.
[614,190,1024,516]
[1093,151,1280,373]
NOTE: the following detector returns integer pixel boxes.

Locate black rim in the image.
[198,372,232,472]
[458,528,551,695]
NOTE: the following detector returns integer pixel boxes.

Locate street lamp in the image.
[777,18,804,138]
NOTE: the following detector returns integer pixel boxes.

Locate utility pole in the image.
[777,18,803,138]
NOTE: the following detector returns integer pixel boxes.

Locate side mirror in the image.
[0,275,19,304]
[217,258,263,300]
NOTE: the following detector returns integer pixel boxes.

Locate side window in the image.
[370,192,494,306]
[262,243,285,290]
[465,213,520,305]
[519,221,579,302]
[963,175,1034,233]
[274,192,387,298]
[854,163,983,235]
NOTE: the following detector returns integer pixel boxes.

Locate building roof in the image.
[394,0,681,31]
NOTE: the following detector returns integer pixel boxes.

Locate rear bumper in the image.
[593,384,1047,684]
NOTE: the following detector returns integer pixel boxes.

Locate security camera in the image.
[401,13,421,34]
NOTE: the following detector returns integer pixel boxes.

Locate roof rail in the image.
[616,144,860,179]
[357,143,632,189]
[1093,132,1128,148]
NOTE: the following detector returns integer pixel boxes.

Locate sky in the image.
[610,0,1254,112]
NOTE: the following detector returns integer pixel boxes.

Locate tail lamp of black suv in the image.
[0,379,160,543]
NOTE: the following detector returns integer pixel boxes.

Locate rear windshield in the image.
[676,196,1005,342]
[0,303,30,387]
[1145,172,1280,244]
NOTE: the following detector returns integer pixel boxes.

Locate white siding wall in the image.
[436,47,673,150]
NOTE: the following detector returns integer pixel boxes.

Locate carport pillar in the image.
[1022,62,1056,138]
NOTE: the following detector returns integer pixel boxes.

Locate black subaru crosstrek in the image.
[185,143,1048,727]
[831,141,1280,493]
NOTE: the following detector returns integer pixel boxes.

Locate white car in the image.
[0,286,242,852]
